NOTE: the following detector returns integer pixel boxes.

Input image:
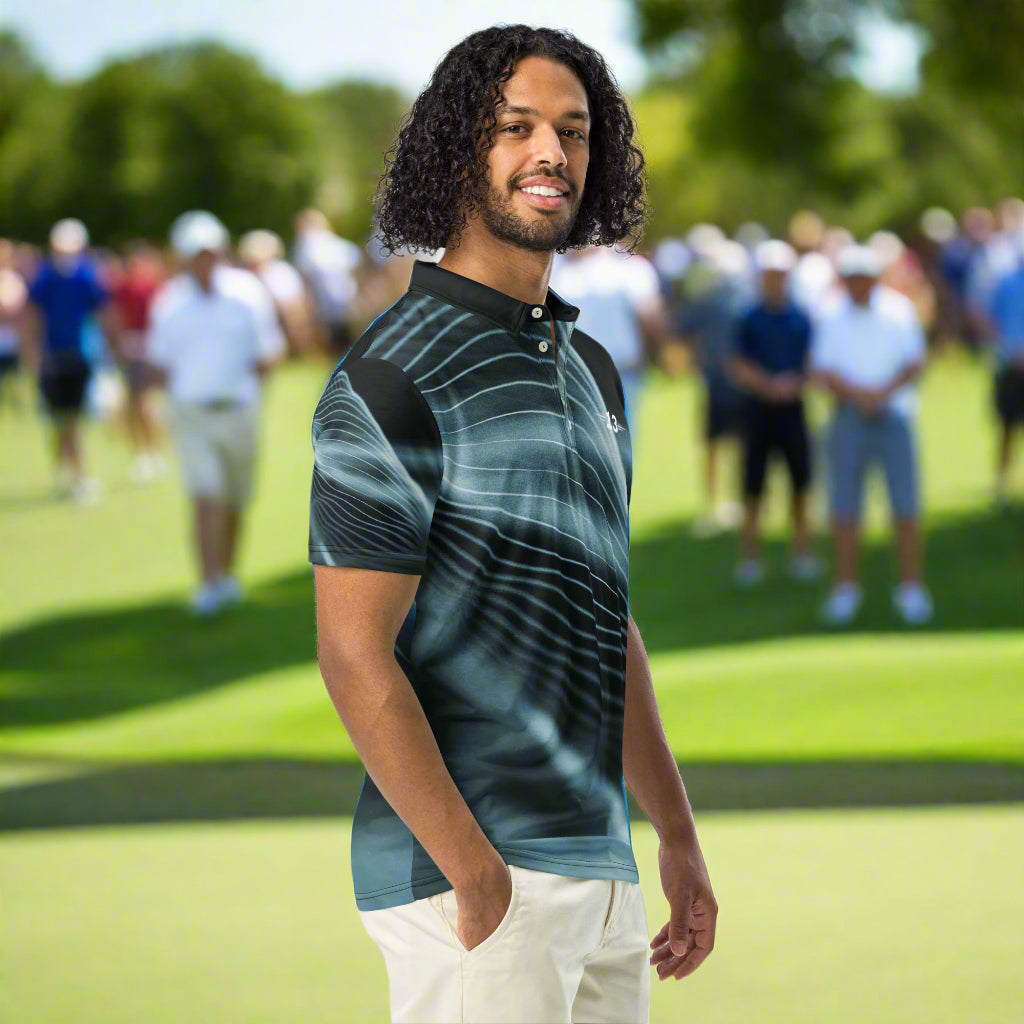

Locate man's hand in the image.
[853,387,887,417]
[452,858,513,952]
[649,835,718,981]
[769,373,803,403]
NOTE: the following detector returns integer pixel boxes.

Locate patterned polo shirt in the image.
[309,259,637,911]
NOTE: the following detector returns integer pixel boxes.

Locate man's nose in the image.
[529,124,567,169]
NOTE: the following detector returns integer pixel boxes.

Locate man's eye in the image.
[501,125,525,135]
[562,129,585,141]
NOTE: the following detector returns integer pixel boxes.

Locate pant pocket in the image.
[429,864,520,959]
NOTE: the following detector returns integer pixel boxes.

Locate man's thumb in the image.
[669,903,691,956]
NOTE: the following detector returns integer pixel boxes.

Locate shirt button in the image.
[531,306,544,319]
[538,341,549,353]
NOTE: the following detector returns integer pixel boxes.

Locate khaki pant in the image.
[359,865,650,1023]
[171,401,259,506]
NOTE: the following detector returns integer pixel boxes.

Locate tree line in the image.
[1,3,1020,249]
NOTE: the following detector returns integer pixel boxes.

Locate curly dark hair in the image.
[374,25,649,255]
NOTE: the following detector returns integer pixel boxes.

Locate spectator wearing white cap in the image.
[146,211,285,616]
[729,240,820,586]
[21,218,118,503]
[811,244,932,626]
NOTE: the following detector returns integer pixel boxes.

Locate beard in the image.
[477,174,580,253]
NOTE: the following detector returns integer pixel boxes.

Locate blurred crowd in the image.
[2,196,1022,623]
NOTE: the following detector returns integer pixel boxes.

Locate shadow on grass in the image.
[1,506,1021,733]
[1,756,1022,832]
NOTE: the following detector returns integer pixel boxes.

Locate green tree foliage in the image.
[307,81,409,243]
[631,0,1024,235]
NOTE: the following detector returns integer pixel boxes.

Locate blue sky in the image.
[4,0,920,96]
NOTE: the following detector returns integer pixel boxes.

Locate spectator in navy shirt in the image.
[21,219,116,503]
[728,240,821,585]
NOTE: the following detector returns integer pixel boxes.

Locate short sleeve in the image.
[309,358,443,574]
[27,266,50,307]
[734,311,756,359]
[623,256,661,314]
[810,319,837,373]
[145,283,176,368]
[84,265,109,311]
[796,310,813,366]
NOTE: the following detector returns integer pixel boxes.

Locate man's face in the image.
[760,269,788,305]
[476,56,590,253]
[844,274,876,306]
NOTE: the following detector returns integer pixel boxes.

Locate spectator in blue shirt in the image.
[22,219,115,503]
[988,257,1024,504]
[728,240,820,586]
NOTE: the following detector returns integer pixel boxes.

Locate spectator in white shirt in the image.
[550,245,668,432]
[811,245,933,627]
[147,211,285,616]
[292,209,362,355]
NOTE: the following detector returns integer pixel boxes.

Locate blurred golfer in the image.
[729,240,820,586]
[310,26,716,1024]
[812,245,933,626]
[21,218,115,503]
[987,252,1024,504]
[147,211,284,617]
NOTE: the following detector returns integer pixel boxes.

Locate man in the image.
[147,211,284,617]
[680,238,751,536]
[292,208,362,355]
[550,243,670,435]
[987,252,1024,504]
[239,229,315,357]
[0,238,27,408]
[812,245,933,627]
[110,241,167,482]
[729,239,820,586]
[21,218,115,503]
[309,26,717,1024]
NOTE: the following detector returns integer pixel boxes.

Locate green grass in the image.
[1,353,1022,1023]
[3,808,1022,1024]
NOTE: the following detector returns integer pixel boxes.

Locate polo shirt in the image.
[146,265,285,406]
[735,300,813,376]
[811,285,926,417]
[990,262,1024,366]
[27,258,108,357]
[309,260,637,911]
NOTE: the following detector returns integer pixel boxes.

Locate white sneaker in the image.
[733,560,764,587]
[71,477,102,506]
[714,502,742,530]
[893,582,934,626]
[788,553,825,583]
[691,513,722,539]
[821,583,862,626]
[216,575,243,606]
[191,582,224,618]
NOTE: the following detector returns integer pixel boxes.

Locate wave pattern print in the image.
[310,371,436,572]
[319,281,639,909]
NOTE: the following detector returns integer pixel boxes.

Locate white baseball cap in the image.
[170,210,229,258]
[836,244,882,279]
[238,229,283,264]
[50,218,89,255]
[755,239,797,273]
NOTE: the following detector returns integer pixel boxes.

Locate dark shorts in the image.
[703,381,743,440]
[0,352,18,379]
[742,400,812,498]
[40,352,91,415]
[995,367,1024,426]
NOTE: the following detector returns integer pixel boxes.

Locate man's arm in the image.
[18,302,42,374]
[622,614,718,980]
[314,563,511,950]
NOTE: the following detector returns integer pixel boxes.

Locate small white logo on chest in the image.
[606,411,626,433]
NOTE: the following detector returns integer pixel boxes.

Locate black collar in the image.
[409,260,579,335]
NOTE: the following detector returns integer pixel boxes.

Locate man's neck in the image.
[438,228,554,306]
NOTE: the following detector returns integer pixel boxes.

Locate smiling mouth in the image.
[517,184,571,211]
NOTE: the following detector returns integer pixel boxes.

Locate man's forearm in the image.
[622,615,697,845]
[320,650,502,890]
